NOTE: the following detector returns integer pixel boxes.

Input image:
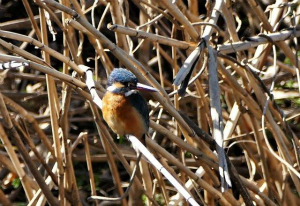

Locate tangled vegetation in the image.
[0,0,300,205]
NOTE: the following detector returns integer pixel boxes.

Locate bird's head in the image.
[107,68,158,96]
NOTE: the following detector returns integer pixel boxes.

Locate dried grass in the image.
[0,0,300,205]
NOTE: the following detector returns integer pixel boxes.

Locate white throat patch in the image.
[107,85,117,92]
[107,85,136,96]
[125,90,136,97]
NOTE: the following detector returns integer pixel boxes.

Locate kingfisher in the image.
[102,68,157,142]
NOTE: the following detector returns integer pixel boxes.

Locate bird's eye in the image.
[128,82,135,88]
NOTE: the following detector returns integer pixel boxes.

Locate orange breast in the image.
[102,92,147,139]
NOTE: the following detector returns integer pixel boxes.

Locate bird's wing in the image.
[128,93,149,129]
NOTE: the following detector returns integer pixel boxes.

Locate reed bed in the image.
[0,0,299,205]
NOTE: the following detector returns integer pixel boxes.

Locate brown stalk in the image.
[83,133,98,205]
[247,0,298,66]
[11,117,58,186]
[2,94,55,157]
[21,0,42,41]
[89,103,128,206]
[109,0,129,52]
[160,0,199,41]
[39,7,65,204]
[0,188,12,206]
[0,124,34,201]
[146,138,236,206]
[0,92,59,205]
[60,85,82,205]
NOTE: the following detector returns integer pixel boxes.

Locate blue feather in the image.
[107,68,138,87]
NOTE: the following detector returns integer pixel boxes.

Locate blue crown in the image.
[107,68,138,86]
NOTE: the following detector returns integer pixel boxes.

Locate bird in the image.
[102,68,157,143]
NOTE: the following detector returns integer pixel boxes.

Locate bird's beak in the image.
[136,83,158,92]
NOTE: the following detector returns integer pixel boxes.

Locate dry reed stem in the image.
[0,30,84,75]
[0,187,11,206]
[147,138,235,206]
[0,92,59,205]
[83,133,98,205]
[89,103,128,206]
[21,0,42,41]
[2,94,55,156]
[0,124,34,201]
[160,0,199,41]
[108,23,194,49]
[11,118,58,186]
[38,8,66,204]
